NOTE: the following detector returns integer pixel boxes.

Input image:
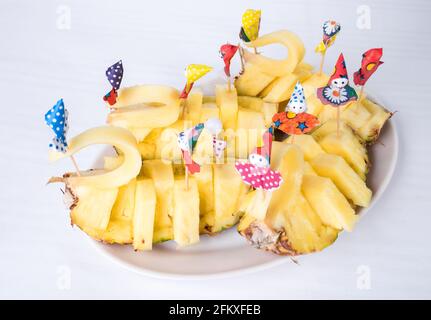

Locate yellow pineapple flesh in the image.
[310,154,372,207]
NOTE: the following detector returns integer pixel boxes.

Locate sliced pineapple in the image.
[236,107,266,158]
[260,73,298,103]
[48,126,141,231]
[215,84,238,130]
[357,98,392,143]
[302,174,357,231]
[234,63,276,96]
[141,160,174,242]
[133,178,157,251]
[183,88,203,125]
[302,73,329,98]
[239,145,339,255]
[306,95,325,116]
[318,132,369,180]
[199,102,220,122]
[285,134,325,161]
[212,163,247,232]
[172,177,200,246]
[195,165,214,233]
[310,154,372,207]
[238,96,264,112]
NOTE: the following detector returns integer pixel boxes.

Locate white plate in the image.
[91,88,399,280]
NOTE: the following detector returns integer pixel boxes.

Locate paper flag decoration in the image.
[272,82,319,135]
[220,44,239,77]
[178,123,205,174]
[212,137,226,159]
[315,20,341,54]
[354,48,384,86]
[45,99,69,153]
[180,64,213,99]
[317,53,357,106]
[239,9,261,42]
[103,60,124,106]
[235,130,282,191]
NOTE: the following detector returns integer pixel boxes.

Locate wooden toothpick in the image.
[70,155,81,176]
[318,52,326,76]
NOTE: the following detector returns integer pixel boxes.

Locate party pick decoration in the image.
[103,60,124,106]
[220,43,239,91]
[204,118,226,159]
[45,99,80,175]
[235,130,282,220]
[317,53,357,136]
[239,9,261,55]
[315,20,341,75]
[179,64,213,100]
[235,130,282,191]
[354,48,384,99]
[178,123,205,189]
[272,82,319,142]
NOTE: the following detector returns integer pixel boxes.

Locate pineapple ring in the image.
[107,85,181,129]
[243,30,305,77]
[50,126,141,188]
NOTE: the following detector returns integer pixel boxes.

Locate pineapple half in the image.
[48,126,142,232]
[238,145,339,255]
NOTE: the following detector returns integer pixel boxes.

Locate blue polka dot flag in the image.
[45,99,69,153]
[103,60,123,105]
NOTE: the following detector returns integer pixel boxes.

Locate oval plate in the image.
[91,84,399,279]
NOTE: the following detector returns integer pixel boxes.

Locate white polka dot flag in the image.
[45,99,69,153]
[103,60,123,106]
[106,60,123,90]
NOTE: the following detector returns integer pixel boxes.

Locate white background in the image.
[1,0,430,299]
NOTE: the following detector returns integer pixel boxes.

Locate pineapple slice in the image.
[203,96,216,103]
[138,142,156,160]
[260,73,298,103]
[107,85,181,141]
[302,73,329,98]
[357,98,392,143]
[311,119,352,141]
[213,163,247,232]
[234,63,275,96]
[262,102,278,127]
[183,88,203,125]
[172,177,200,246]
[154,120,184,162]
[103,155,124,170]
[82,179,137,244]
[306,95,325,116]
[199,102,220,122]
[236,107,266,158]
[310,154,372,207]
[285,134,325,161]
[48,126,141,230]
[192,128,214,170]
[141,160,174,242]
[294,63,313,82]
[266,145,304,226]
[114,85,178,109]
[318,132,369,180]
[133,178,157,251]
[302,174,357,231]
[238,96,264,112]
[215,84,238,130]
[318,102,372,133]
[243,30,305,76]
[195,165,215,233]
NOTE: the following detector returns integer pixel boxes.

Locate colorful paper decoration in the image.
[315,20,341,54]
[239,9,261,42]
[103,60,123,106]
[317,53,357,106]
[235,131,283,191]
[180,64,213,99]
[272,82,319,135]
[354,48,384,86]
[220,44,239,77]
[204,118,226,159]
[177,123,205,174]
[45,99,69,153]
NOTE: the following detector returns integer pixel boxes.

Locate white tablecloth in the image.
[1,0,430,299]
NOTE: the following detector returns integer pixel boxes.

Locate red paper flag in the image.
[353,48,384,86]
[219,44,239,77]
